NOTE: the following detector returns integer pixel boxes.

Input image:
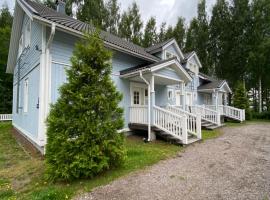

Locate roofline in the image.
[120,58,192,82]
[33,15,161,63]
[219,81,232,93]
[6,0,159,73]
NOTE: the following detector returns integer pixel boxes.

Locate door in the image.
[175,91,182,107]
[186,93,192,106]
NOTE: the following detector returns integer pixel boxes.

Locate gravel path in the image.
[75,123,270,200]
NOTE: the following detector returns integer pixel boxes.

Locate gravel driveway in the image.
[75,123,270,200]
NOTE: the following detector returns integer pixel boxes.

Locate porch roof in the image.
[198,80,232,93]
[119,57,192,83]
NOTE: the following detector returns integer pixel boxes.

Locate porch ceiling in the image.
[129,73,181,85]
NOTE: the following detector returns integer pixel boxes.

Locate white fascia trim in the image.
[13,122,44,147]
[32,15,159,63]
[162,39,184,60]
[151,60,192,82]
[17,0,34,20]
[52,60,72,67]
[187,52,203,68]
[120,68,151,78]
[153,73,182,83]
[197,89,215,92]
[219,81,232,93]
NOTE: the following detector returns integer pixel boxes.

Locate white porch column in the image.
[150,75,155,125]
[224,93,228,105]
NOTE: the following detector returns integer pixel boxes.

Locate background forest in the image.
[1,0,270,116]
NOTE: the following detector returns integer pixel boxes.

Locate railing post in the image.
[196,114,202,139]
[182,115,188,144]
[217,112,221,126]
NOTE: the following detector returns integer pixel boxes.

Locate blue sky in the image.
[0,0,217,27]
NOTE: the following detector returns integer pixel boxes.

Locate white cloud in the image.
[1,0,217,28]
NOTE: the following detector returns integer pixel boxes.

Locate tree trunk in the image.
[259,76,262,113]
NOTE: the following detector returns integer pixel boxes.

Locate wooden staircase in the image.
[201,119,224,130]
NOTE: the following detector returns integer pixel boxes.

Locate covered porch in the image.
[120,58,201,144]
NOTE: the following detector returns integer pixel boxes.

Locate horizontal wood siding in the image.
[14,16,42,84]
[12,65,40,141]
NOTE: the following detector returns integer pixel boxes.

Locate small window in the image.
[24,21,31,48]
[168,89,174,100]
[145,89,148,97]
[133,91,140,105]
[18,35,23,57]
[24,78,29,113]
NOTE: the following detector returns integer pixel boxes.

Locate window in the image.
[18,35,23,57]
[166,51,174,59]
[144,89,148,105]
[168,89,174,100]
[23,78,29,113]
[24,21,31,48]
[133,91,140,105]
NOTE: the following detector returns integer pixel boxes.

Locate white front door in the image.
[175,91,182,106]
[186,93,192,106]
[131,85,148,106]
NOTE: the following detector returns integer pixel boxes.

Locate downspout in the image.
[139,71,151,142]
[42,23,55,153]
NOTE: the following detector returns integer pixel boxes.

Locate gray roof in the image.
[22,0,159,62]
[198,80,225,90]
[120,57,177,75]
[145,38,175,54]
[183,51,194,60]
[199,72,216,81]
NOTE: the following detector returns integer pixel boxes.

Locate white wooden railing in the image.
[129,106,148,124]
[220,105,245,122]
[0,114,12,121]
[153,106,188,144]
[203,105,245,122]
[188,105,220,125]
[166,105,201,139]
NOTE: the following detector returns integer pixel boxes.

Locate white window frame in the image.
[24,21,31,48]
[18,35,23,57]
[164,50,180,61]
[168,89,174,100]
[23,78,29,113]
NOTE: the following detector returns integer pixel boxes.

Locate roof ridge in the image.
[23,0,159,62]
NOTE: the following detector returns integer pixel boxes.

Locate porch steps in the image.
[201,119,224,130]
[156,130,201,145]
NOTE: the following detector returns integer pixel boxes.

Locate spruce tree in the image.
[233,82,251,119]
[173,17,186,49]
[142,17,157,47]
[46,32,126,181]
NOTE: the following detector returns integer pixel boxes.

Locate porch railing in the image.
[204,105,245,122]
[129,106,148,124]
[153,106,188,144]
[166,105,201,139]
[188,105,220,125]
[0,114,12,121]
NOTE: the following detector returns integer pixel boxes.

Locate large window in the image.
[23,78,29,113]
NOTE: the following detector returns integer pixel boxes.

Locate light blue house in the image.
[6,0,245,153]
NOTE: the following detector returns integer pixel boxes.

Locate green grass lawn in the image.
[0,122,182,200]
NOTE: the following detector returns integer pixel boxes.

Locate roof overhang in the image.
[6,0,159,74]
[198,81,232,94]
[120,58,192,83]
[219,81,232,93]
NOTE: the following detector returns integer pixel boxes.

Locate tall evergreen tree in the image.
[185,18,198,52]
[0,6,13,114]
[118,2,143,45]
[46,32,126,181]
[209,0,231,79]
[76,0,107,28]
[104,0,120,35]
[158,22,167,43]
[142,17,157,47]
[165,25,174,40]
[195,0,210,74]
[173,17,186,49]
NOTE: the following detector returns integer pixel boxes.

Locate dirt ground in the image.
[75,123,270,200]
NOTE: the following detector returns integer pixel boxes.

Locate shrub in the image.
[252,111,270,120]
[45,31,126,181]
